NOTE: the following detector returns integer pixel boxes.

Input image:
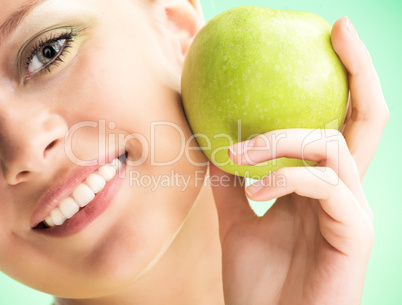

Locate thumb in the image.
[208,161,256,240]
[331,16,388,180]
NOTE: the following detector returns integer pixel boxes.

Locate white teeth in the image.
[42,155,125,228]
[111,158,123,171]
[73,184,95,208]
[59,197,80,219]
[99,165,117,181]
[87,173,106,194]
[50,208,67,226]
[45,216,55,227]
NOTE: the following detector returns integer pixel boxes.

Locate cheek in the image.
[60,31,169,128]
[59,29,206,169]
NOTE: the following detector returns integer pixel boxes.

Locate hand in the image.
[209,17,388,305]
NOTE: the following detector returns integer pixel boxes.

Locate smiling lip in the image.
[30,151,127,237]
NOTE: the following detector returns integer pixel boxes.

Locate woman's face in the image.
[0,0,207,297]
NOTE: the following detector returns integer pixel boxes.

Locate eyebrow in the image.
[0,0,47,45]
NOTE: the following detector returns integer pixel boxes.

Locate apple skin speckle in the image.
[181,6,349,179]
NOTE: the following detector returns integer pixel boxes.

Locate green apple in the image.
[181,6,349,179]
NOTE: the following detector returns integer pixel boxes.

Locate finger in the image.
[331,17,389,180]
[208,161,256,241]
[228,129,371,216]
[228,129,363,199]
[340,93,352,134]
[246,166,373,254]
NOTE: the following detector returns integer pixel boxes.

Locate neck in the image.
[55,180,224,305]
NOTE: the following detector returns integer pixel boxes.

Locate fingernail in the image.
[246,182,263,196]
[228,138,255,157]
[345,17,360,40]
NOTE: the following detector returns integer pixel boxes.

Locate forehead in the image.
[0,0,44,21]
[0,0,46,43]
[0,0,105,49]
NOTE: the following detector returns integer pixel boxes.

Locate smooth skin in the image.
[0,0,387,304]
[210,16,388,305]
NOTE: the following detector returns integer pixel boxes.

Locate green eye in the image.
[27,39,67,75]
[22,28,77,83]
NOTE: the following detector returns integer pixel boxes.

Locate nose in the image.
[0,110,68,185]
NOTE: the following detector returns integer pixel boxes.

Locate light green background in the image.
[1,0,401,304]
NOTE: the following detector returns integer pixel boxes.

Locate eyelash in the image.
[24,29,77,79]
